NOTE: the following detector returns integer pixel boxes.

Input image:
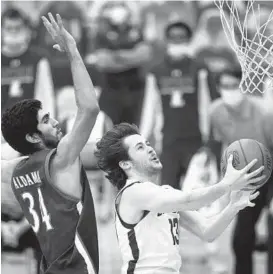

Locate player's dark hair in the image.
[1,99,42,155]
[165,21,193,40]
[1,8,31,28]
[95,123,140,190]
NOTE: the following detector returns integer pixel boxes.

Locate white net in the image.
[214,0,273,94]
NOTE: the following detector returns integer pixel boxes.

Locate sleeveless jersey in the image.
[115,181,181,274]
[1,46,49,111]
[11,149,99,274]
[151,56,218,147]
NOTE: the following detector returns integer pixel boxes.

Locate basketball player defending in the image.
[95,123,265,274]
[1,14,100,274]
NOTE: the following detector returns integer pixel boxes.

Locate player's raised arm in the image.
[126,156,265,213]
[42,13,99,166]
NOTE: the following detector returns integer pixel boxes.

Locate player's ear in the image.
[25,133,41,144]
[119,160,131,171]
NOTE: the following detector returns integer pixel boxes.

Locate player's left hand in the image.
[42,13,77,53]
[230,190,260,210]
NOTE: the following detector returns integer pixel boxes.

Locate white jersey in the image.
[115,181,181,274]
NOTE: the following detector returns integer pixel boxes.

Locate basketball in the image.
[221,139,273,190]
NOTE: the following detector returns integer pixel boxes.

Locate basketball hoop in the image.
[214,0,273,94]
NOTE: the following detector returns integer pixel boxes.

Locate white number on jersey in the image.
[170,90,185,108]
[22,188,53,233]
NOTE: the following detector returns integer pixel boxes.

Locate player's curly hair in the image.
[95,123,139,190]
[1,99,42,155]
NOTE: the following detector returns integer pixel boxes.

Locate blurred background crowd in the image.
[1,1,273,274]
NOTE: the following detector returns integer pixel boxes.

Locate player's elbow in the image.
[81,103,100,118]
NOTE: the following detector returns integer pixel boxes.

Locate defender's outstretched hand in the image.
[224,155,265,191]
[42,13,76,53]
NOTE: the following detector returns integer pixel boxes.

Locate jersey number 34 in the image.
[22,188,53,233]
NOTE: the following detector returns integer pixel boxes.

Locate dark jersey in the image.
[95,24,146,93]
[1,46,48,112]
[11,149,99,274]
[152,56,218,147]
[196,47,238,77]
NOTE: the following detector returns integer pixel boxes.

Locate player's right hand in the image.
[42,13,77,54]
[224,155,265,191]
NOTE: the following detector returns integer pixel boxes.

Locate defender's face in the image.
[37,109,63,148]
[123,134,162,173]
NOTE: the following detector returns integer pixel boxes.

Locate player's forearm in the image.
[154,179,232,213]
[203,202,239,242]
[94,50,132,72]
[69,48,99,112]
[115,43,152,67]
[178,179,231,210]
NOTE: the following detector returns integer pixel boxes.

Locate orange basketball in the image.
[221,139,273,190]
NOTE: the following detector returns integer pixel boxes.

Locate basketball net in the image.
[214,0,273,94]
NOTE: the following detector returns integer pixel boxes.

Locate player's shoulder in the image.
[126,181,155,190]
[122,181,156,196]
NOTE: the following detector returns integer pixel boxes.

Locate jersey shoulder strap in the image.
[115,182,149,229]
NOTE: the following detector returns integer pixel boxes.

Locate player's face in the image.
[123,134,162,174]
[2,18,31,53]
[166,27,191,59]
[219,74,244,107]
[36,109,63,148]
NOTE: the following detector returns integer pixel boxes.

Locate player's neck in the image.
[128,171,159,185]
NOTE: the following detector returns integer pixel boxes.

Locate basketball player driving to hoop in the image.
[95,123,265,274]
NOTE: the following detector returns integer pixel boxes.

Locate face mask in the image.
[108,7,130,25]
[221,89,244,107]
[167,44,190,58]
[2,31,30,55]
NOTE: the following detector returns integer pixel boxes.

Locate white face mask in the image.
[108,7,129,25]
[221,89,244,107]
[167,44,190,58]
[2,31,30,54]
